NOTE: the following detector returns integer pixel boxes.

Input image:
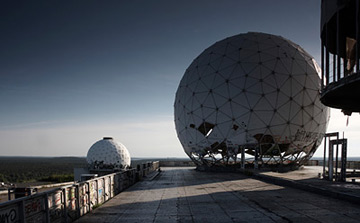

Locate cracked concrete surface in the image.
[75,167,360,223]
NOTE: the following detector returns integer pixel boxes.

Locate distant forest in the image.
[0,157,190,184]
[0,157,87,183]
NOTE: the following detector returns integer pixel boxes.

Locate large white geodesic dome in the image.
[174,32,330,168]
[86,137,131,169]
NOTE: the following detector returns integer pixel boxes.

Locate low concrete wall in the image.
[305,160,360,169]
[159,160,195,167]
[158,159,360,169]
[0,161,159,223]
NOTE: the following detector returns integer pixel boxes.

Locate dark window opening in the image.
[197,122,215,137]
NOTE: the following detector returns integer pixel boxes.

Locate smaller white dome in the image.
[86,137,131,169]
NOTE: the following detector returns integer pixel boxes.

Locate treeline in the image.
[0,157,87,183]
[40,174,75,183]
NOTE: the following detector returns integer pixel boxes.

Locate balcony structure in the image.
[320,0,360,115]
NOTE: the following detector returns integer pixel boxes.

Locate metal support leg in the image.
[241,147,245,169]
[254,147,259,170]
[335,138,339,181]
[328,141,334,181]
[323,138,327,178]
[340,139,348,182]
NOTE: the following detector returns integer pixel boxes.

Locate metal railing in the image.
[321,0,360,89]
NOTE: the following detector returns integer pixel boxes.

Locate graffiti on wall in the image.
[0,205,19,223]
[48,191,62,208]
[294,130,324,144]
[89,181,97,207]
[0,162,157,223]
[66,188,75,201]
[80,184,88,196]
[104,178,109,200]
[24,197,44,216]
[67,199,76,210]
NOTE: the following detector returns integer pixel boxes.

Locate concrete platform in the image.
[254,166,360,205]
[75,167,360,223]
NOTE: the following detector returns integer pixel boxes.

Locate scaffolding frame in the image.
[323,132,347,182]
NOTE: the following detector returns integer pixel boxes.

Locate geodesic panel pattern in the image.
[86,137,131,169]
[174,32,329,167]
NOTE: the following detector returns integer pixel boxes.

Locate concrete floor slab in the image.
[75,167,360,223]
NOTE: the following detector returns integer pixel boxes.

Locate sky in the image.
[0,0,359,158]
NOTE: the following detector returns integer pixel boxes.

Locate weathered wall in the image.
[0,161,159,223]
